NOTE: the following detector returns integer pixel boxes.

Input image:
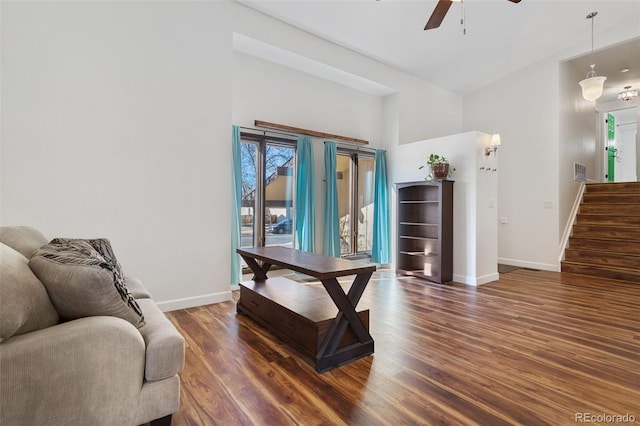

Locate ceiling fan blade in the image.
[507,0,522,3]
[424,0,453,31]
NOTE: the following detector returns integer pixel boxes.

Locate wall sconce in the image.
[485,134,501,156]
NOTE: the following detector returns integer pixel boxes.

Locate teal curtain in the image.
[323,142,340,257]
[295,136,316,252]
[230,125,243,285]
[371,149,390,264]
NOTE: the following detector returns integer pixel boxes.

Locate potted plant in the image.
[420,154,452,180]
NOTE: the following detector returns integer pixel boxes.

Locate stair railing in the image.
[558,182,586,265]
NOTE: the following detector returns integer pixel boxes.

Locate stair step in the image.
[571,224,640,241]
[583,193,640,204]
[575,214,640,226]
[579,203,640,215]
[561,261,640,282]
[564,248,640,270]
[568,237,640,256]
[586,182,640,193]
[564,182,640,282]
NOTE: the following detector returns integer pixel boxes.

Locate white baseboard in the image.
[156,290,233,312]
[476,272,500,285]
[453,272,500,286]
[498,257,559,272]
[452,274,471,285]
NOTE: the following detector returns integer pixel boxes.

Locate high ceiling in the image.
[239,0,640,100]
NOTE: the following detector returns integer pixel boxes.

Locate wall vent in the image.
[574,162,586,181]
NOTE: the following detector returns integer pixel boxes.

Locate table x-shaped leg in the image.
[239,255,272,281]
[316,271,374,372]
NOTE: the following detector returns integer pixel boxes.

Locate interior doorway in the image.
[602,106,638,182]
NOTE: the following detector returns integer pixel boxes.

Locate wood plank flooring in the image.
[166,270,639,425]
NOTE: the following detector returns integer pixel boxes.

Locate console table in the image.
[236,246,376,372]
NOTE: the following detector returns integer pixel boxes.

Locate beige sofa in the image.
[0,226,184,426]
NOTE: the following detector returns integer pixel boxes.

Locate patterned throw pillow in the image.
[29,239,144,327]
[50,238,125,288]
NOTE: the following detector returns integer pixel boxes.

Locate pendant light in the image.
[579,12,607,102]
[618,86,638,101]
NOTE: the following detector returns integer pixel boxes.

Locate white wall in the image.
[389,131,498,285]
[464,59,560,271]
[558,59,599,248]
[1,1,463,311]
[232,52,385,253]
[232,52,383,145]
[7,1,632,308]
[231,2,463,145]
[463,16,640,272]
[230,3,465,261]
[1,1,234,309]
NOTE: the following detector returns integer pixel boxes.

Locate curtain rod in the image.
[238,126,298,138]
[255,120,369,145]
[323,140,381,154]
[239,125,382,153]
[239,124,381,152]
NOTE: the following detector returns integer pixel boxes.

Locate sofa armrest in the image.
[0,316,145,426]
[136,299,185,381]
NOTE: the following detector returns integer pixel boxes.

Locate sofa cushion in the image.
[0,226,48,259]
[0,243,59,342]
[136,298,185,381]
[29,240,144,328]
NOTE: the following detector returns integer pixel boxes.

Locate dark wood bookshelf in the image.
[395,180,453,283]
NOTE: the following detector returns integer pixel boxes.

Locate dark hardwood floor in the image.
[166,269,639,425]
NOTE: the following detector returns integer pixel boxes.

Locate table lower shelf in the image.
[237,277,372,372]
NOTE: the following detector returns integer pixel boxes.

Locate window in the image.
[336,151,375,257]
[240,133,296,252]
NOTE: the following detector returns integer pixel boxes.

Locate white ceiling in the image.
[239,0,640,99]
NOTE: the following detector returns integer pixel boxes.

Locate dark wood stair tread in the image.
[568,237,640,255]
[585,182,640,193]
[575,214,640,226]
[578,203,640,215]
[564,248,640,270]
[561,261,640,282]
[582,194,640,204]
[570,225,640,242]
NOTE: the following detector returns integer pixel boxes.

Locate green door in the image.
[607,113,615,182]
[608,147,616,182]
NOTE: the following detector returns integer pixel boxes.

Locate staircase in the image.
[562,182,640,282]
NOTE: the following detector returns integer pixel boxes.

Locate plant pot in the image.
[432,163,449,179]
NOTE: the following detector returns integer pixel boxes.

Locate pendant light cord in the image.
[590,13,595,67]
[587,11,598,74]
[462,0,466,35]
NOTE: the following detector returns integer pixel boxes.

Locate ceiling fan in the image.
[424,0,522,31]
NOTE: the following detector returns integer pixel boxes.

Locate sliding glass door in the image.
[356,156,375,254]
[264,144,295,247]
[240,133,296,254]
[336,152,375,257]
